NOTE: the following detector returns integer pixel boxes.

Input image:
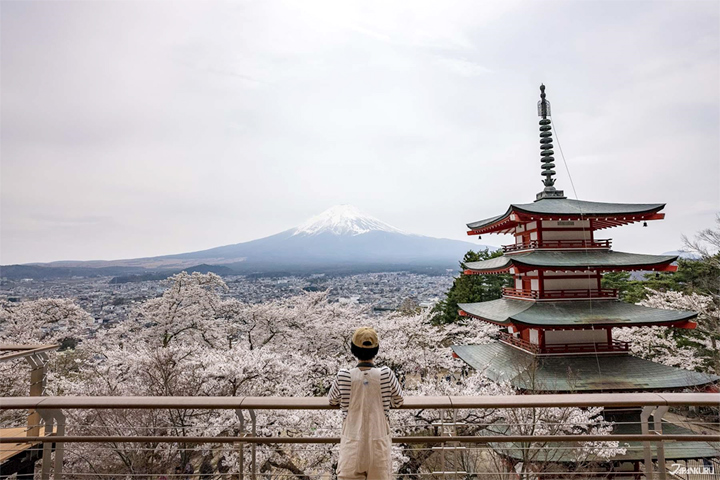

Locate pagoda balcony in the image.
[502,239,612,253]
[542,340,630,355]
[498,331,540,353]
[502,287,618,300]
[498,332,630,355]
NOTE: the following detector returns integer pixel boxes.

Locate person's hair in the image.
[351,342,379,361]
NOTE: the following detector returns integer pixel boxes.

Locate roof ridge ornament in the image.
[536,84,566,201]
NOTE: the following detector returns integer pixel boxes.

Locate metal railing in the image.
[2,393,718,479]
[502,239,612,253]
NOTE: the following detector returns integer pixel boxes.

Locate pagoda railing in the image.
[502,287,540,299]
[499,333,630,355]
[542,288,618,299]
[502,287,618,300]
[498,331,540,353]
[542,340,630,355]
[502,239,612,252]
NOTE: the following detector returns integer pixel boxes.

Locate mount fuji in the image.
[149,205,490,274]
[3,205,492,278]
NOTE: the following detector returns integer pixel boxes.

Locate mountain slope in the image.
[4,205,492,276]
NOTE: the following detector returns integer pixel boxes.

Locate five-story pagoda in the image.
[452,85,718,393]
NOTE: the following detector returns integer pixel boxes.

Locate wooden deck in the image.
[0,426,49,463]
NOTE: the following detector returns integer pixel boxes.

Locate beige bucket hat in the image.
[352,327,379,348]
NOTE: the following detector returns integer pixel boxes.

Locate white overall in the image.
[337,367,392,480]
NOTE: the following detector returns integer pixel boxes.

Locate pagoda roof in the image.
[489,420,719,463]
[464,250,678,274]
[457,298,697,328]
[467,198,665,234]
[465,249,678,275]
[452,342,719,392]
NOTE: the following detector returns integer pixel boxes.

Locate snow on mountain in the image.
[293,205,404,236]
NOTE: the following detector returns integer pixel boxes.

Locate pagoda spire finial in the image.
[536,84,565,200]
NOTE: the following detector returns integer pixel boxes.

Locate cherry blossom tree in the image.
[3,273,624,477]
[613,289,718,374]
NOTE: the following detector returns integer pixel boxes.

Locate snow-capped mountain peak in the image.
[293,205,404,236]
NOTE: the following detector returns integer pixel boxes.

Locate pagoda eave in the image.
[452,342,719,392]
[466,202,666,235]
[458,298,698,328]
[464,263,677,276]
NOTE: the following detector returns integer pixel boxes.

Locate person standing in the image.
[328,327,403,480]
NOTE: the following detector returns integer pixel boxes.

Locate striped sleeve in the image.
[328,369,351,410]
[380,366,404,409]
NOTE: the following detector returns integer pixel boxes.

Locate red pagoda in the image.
[450,84,719,472]
[452,85,718,393]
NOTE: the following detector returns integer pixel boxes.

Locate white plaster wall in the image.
[545,329,606,344]
[529,329,539,344]
[543,277,597,290]
[530,231,538,240]
[531,279,540,290]
[515,278,523,289]
[542,229,591,240]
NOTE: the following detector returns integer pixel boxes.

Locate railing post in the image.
[248,409,257,480]
[641,405,669,480]
[235,409,245,480]
[25,353,48,437]
[235,409,257,480]
[38,410,54,480]
[654,406,669,480]
[52,409,65,479]
[641,406,655,480]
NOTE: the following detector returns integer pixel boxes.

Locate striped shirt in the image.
[328,366,404,418]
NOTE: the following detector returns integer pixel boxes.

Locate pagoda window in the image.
[545,329,606,345]
[530,279,540,290]
[530,231,538,241]
[529,329,539,345]
[515,278,523,289]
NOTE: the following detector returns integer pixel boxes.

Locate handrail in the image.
[2,434,716,445]
[2,392,718,410]
[3,393,717,478]
[0,344,59,363]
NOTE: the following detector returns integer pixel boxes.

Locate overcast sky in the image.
[1,0,718,264]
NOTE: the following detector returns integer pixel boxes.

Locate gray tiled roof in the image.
[458,298,697,327]
[464,250,677,272]
[452,342,719,392]
[467,198,665,230]
[490,420,720,463]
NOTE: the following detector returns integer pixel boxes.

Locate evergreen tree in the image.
[432,249,511,324]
